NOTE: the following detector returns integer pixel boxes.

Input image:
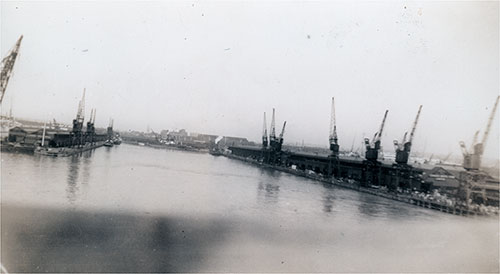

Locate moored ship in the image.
[103,140,114,147]
[35,141,106,156]
[112,136,122,145]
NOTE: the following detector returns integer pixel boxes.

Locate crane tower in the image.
[329,97,339,156]
[365,110,389,162]
[0,35,23,104]
[262,112,268,148]
[394,105,423,165]
[460,96,500,170]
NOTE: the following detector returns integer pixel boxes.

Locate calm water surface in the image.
[1,144,499,272]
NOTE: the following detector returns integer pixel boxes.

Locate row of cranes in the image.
[327,96,418,166]
[1,36,115,141]
[72,88,104,136]
[259,97,423,166]
[259,96,423,167]
[71,88,99,146]
[71,88,115,145]
[0,33,116,142]
[327,95,499,172]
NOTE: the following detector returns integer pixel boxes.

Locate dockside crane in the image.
[460,96,500,170]
[262,112,268,148]
[329,97,339,156]
[72,88,86,133]
[268,108,283,151]
[268,108,281,150]
[270,108,276,141]
[52,119,61,130]
[365,110,388,162]
[0,35,23,104]
[86,109,95,132]
[424,154,434,164]
[86,109,96,144]
[71,88,86,147]
[149,128,161,142]
[266,108,286,164]
[90,109,97,127]
[471,130,480,150]
[441,152,452,164]
[394,105,423,165]
[277,121,286,151]
[457,96,500,207]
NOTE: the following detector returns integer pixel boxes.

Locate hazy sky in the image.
[1,1,499,160]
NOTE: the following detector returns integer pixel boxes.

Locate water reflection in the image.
[81,150,92,184]
[66,156,81,204]
[356,192,383,217]
[257,181,280,203]
[104,146,113,158]
[321,182,336,213]
[257,169,281,204]
[66,151,96,204]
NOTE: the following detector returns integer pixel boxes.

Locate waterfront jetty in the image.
[223,98,500,217]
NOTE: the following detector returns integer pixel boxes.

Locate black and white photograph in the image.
[1,1,499,273]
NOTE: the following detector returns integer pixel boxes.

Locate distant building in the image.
[190,133,218,143]
[419,165,462,195]
[7,126,56,145]
[219,136,252,146]
[418,164,500,206]
[7,126,107,147]
[167,129,189,143]
[160,130,170,139]
[483,177,500,206]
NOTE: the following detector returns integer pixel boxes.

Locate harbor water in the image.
[1,144,498,272]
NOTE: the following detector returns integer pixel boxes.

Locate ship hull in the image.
[34,141,105,157]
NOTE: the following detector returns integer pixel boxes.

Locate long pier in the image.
[224,153,497,217]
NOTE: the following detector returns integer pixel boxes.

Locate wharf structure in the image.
[227,97,500,214]
[32,89,112,156]
[1,36,117,155]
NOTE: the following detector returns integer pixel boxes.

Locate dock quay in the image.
[224,153,499,217]
[216,100,500,217]
[1,89,120,157]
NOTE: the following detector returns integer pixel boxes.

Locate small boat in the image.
[209,148,223,156]
[113,137,122,145]
[104,140,114,147]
